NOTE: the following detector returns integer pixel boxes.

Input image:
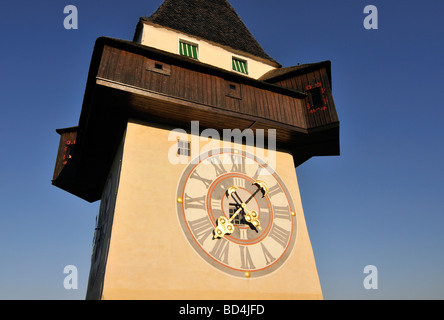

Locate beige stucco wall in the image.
[138,22,277,80]
[99,120,322,300]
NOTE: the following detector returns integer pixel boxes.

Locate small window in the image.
[62,139,76,165]
[305,82,328,113]
[225,81,242,99]
[179,41,198,59]
[232,57,248,75]
[177,140,191,157]
[146,59,171,75]
[309,87,323,108]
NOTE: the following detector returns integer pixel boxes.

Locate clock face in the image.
[176,148,297,278]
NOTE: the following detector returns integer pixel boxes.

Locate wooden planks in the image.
[97,46,308,130]
[271,67,338,129]
[52,38,340,203]
[52,128,77,182]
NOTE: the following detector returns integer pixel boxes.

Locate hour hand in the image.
[226,186,239,198]
[227,184,263,232]
[226,185,245,218]
[242,206,261,232]
[213,216,234,239]
[226,186,243,205]
[213,204,243,239]
[253,181,268,198]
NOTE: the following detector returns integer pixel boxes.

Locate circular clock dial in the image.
[176,149,297,278]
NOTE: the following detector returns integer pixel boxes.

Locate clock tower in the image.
[52,0,339,300]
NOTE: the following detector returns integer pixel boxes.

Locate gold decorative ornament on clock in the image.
[176,148,297,279]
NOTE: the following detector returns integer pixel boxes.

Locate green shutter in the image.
[241,61,247,74]
[232,58,248,75]
[187,43,192,57]
[179,41,198,59]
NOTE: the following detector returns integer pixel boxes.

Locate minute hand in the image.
[227,183,263,222]
[244,188,262,205]
[245,180,269,204]
[239,181,268,231]
[228,202,259,231]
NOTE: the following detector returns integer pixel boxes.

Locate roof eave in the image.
[259,60,332,87]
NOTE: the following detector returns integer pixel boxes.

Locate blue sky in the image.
[0,0,443,299]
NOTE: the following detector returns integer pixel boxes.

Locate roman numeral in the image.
[230,154,246,173]
[210,238,230,264]
[209,157,227,176]
[259,208,269,222]
[269,224,290,248]
[240,246,256,270]
[252,165,266,181]
[260,243,276,266]
[184,194,206,210]
[238,228,249,240]
[233,177,246,188]
[267,184,281,198]
[273,205,291,220]
[211,199,222,214]
[190,170,212,189]
[188,216,213,245]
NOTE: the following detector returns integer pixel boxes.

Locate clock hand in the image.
[213,181,268,238]
[238,203,261,232]
[228,190,261,231]
[227,186,242,203]
[213,206,241,239]
[226,186,245,223]
[227,189,245,221]
[244,180,268,204]
[227,181,268,206]
[213,187,243,239]
[233,181,267,231]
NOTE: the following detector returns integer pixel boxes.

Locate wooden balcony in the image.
[52,37,339,202]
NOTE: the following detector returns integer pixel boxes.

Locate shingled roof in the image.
[259,60,332,88]
[140,0,280,66]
